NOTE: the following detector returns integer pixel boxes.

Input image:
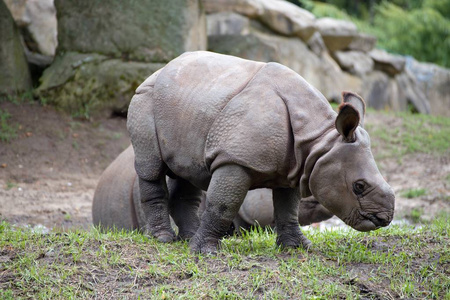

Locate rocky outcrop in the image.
[0,0,32,94]
[4,0,447,116]
[206,0,441,115]
[35,0,206,117]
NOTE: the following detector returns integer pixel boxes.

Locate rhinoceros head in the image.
[308,92,395,231]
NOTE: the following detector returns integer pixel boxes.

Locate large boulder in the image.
[209,26,348,101]
[55,0,206,63]
[203,0,264,17]
[209,33,279,63]
[4,0,57,57]
[406,58,450,117]
[37,0,206,117]
[207,12,251,36]
[346,33,377,53]
[257,0,316,41]
[306,31,327,56]
[361,71,395,110]
[36,52,164,118]
[361,70,430,114]
[395,69,430,114]
[0,0,32,94]
[203,0,316,41]
[333,50,374,76]
[315,17,358,52]
[369,49,406,76]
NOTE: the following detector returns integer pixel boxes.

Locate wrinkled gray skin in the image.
[92,146,333,233]
[127,51,395,253]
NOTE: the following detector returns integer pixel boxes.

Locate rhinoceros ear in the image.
[342,91,365,127]
[335,102,360,142]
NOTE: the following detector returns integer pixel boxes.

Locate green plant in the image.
[0,109,17,142]
[410,208,424,223]
[5,182,17,190]
[297,0,450,68]
[401,188,427,199]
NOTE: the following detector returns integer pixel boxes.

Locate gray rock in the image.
[0,0,32,94]
[207,12,251,36]
[4,0,57,56]
[395,69,431,114]
[202,0,264,17]
[406,58,450,117]
[307,31,327,56]
[361,71,394,110]
[36,52,164,117]
[347,33,377,53]
[369,49,406,76]
[360,68,431,114]
[333,50,374,76]
[315,17,358,51]
[209,28,348,102]
[55,0,206,63]
[257,0,316,41]
[256,32,346,101]
[208,33,279,63]
[203,0,316,41]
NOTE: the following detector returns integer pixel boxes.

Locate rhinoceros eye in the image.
[353,181,366,195]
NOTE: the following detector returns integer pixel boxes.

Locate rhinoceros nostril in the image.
[373,213,391,227]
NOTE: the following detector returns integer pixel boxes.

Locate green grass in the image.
[0,109,17,142]
[366,111,450,159]
[401,188,427,199]
[1,215,449,299]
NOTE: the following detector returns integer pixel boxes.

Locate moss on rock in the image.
[37,52,163,118]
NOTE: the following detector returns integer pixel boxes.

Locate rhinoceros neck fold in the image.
[268,63,337,190]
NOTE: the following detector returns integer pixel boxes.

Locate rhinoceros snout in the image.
[371,212,392,227]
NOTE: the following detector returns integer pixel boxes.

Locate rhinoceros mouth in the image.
[358,210,389,228]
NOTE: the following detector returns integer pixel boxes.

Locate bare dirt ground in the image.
[0,101,449,230]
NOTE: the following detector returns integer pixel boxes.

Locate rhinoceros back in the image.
[152,51,264,187]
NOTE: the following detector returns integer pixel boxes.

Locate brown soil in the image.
[0,101,449,230]
[0,101,130,230]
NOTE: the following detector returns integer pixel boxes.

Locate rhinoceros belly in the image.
[152,51,264,189]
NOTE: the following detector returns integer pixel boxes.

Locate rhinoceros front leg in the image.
[167,178,202,240]
[273,188,312,249]
[139,177,176,242]
[190,165,251,253]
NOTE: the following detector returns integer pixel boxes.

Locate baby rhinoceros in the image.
[127,51,395,253]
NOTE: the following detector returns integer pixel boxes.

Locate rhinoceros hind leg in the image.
[167,177,202,240]
[190,165,251,254]
[139,177,176,243]
[273,188,312,249]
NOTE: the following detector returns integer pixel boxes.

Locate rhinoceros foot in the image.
[275,226,312,250]
[177,230,197,241]
[189,235,219,254]
[142,223,176,243]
